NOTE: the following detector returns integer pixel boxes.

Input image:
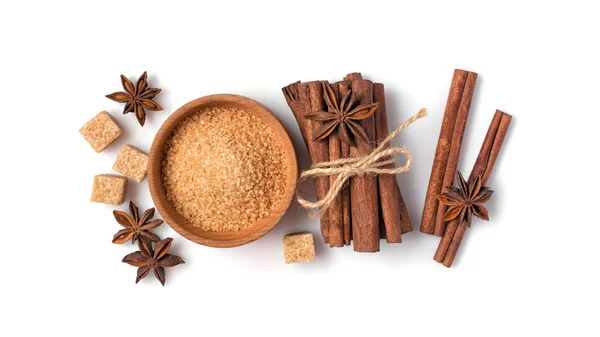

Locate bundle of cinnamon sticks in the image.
[282,72,412,252]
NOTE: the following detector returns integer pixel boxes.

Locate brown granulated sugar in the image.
[161,107,287,232]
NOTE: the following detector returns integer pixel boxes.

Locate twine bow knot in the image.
[297,108,427,217]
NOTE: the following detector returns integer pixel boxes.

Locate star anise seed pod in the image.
[112,201,163,246]
[304,81,378,147]
[106,71,163,126]
[437,171,494,226]
[122,237,185,286]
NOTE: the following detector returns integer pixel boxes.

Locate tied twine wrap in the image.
[297,108,427,217]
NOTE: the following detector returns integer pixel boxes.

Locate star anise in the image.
[106,71,163,126]
[437,171,494,226]
[122,237,184,286]
[304,81,378,147]
[112,201,163,246]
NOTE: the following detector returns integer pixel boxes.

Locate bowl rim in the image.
[148,94,298,248]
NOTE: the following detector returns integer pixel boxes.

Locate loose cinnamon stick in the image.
[433,218,460,263]
[421,69,471,234]
[442,220,468,267]
[282,82,331,243]
[433,72,478,236]
[434,110,512,267]
[349,77,380,252]
[373,83,411,242]
[339,81,352,246]
[327,81,344,248]
[478,111,512,184]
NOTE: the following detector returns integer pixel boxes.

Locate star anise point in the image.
[106,71,162,127]
[112,201,163,246]
[437,171,494,226]
[304,81,378,147]
[123,237,184,286]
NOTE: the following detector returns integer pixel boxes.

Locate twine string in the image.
[297,108,427,217]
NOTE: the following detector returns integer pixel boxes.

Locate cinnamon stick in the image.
[478,111,512,184]
[344,72,362,81]
[282,81,308,144]
[441,220,468,267]
[282,81,330,243]
[433,218,461,263]
[342,142,352,246]
[421,69,471,235]
[327,81,344,247]
[373,82,411,242]
[349,77,380,252]
[306,81,331,244]
[339,81,352,246]
[434,110,512,267]
[433,72,478,236]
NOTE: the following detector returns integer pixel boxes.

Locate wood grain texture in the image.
[147,94,297,248]
[349,78,380,252]
[434,71,478,236]
[421,69,468,234]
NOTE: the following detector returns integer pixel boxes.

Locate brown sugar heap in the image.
[162,107,286,232]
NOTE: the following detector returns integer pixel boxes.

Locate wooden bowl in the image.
[148,94,297,248]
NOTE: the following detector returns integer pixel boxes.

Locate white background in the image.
[1,0,598,336]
